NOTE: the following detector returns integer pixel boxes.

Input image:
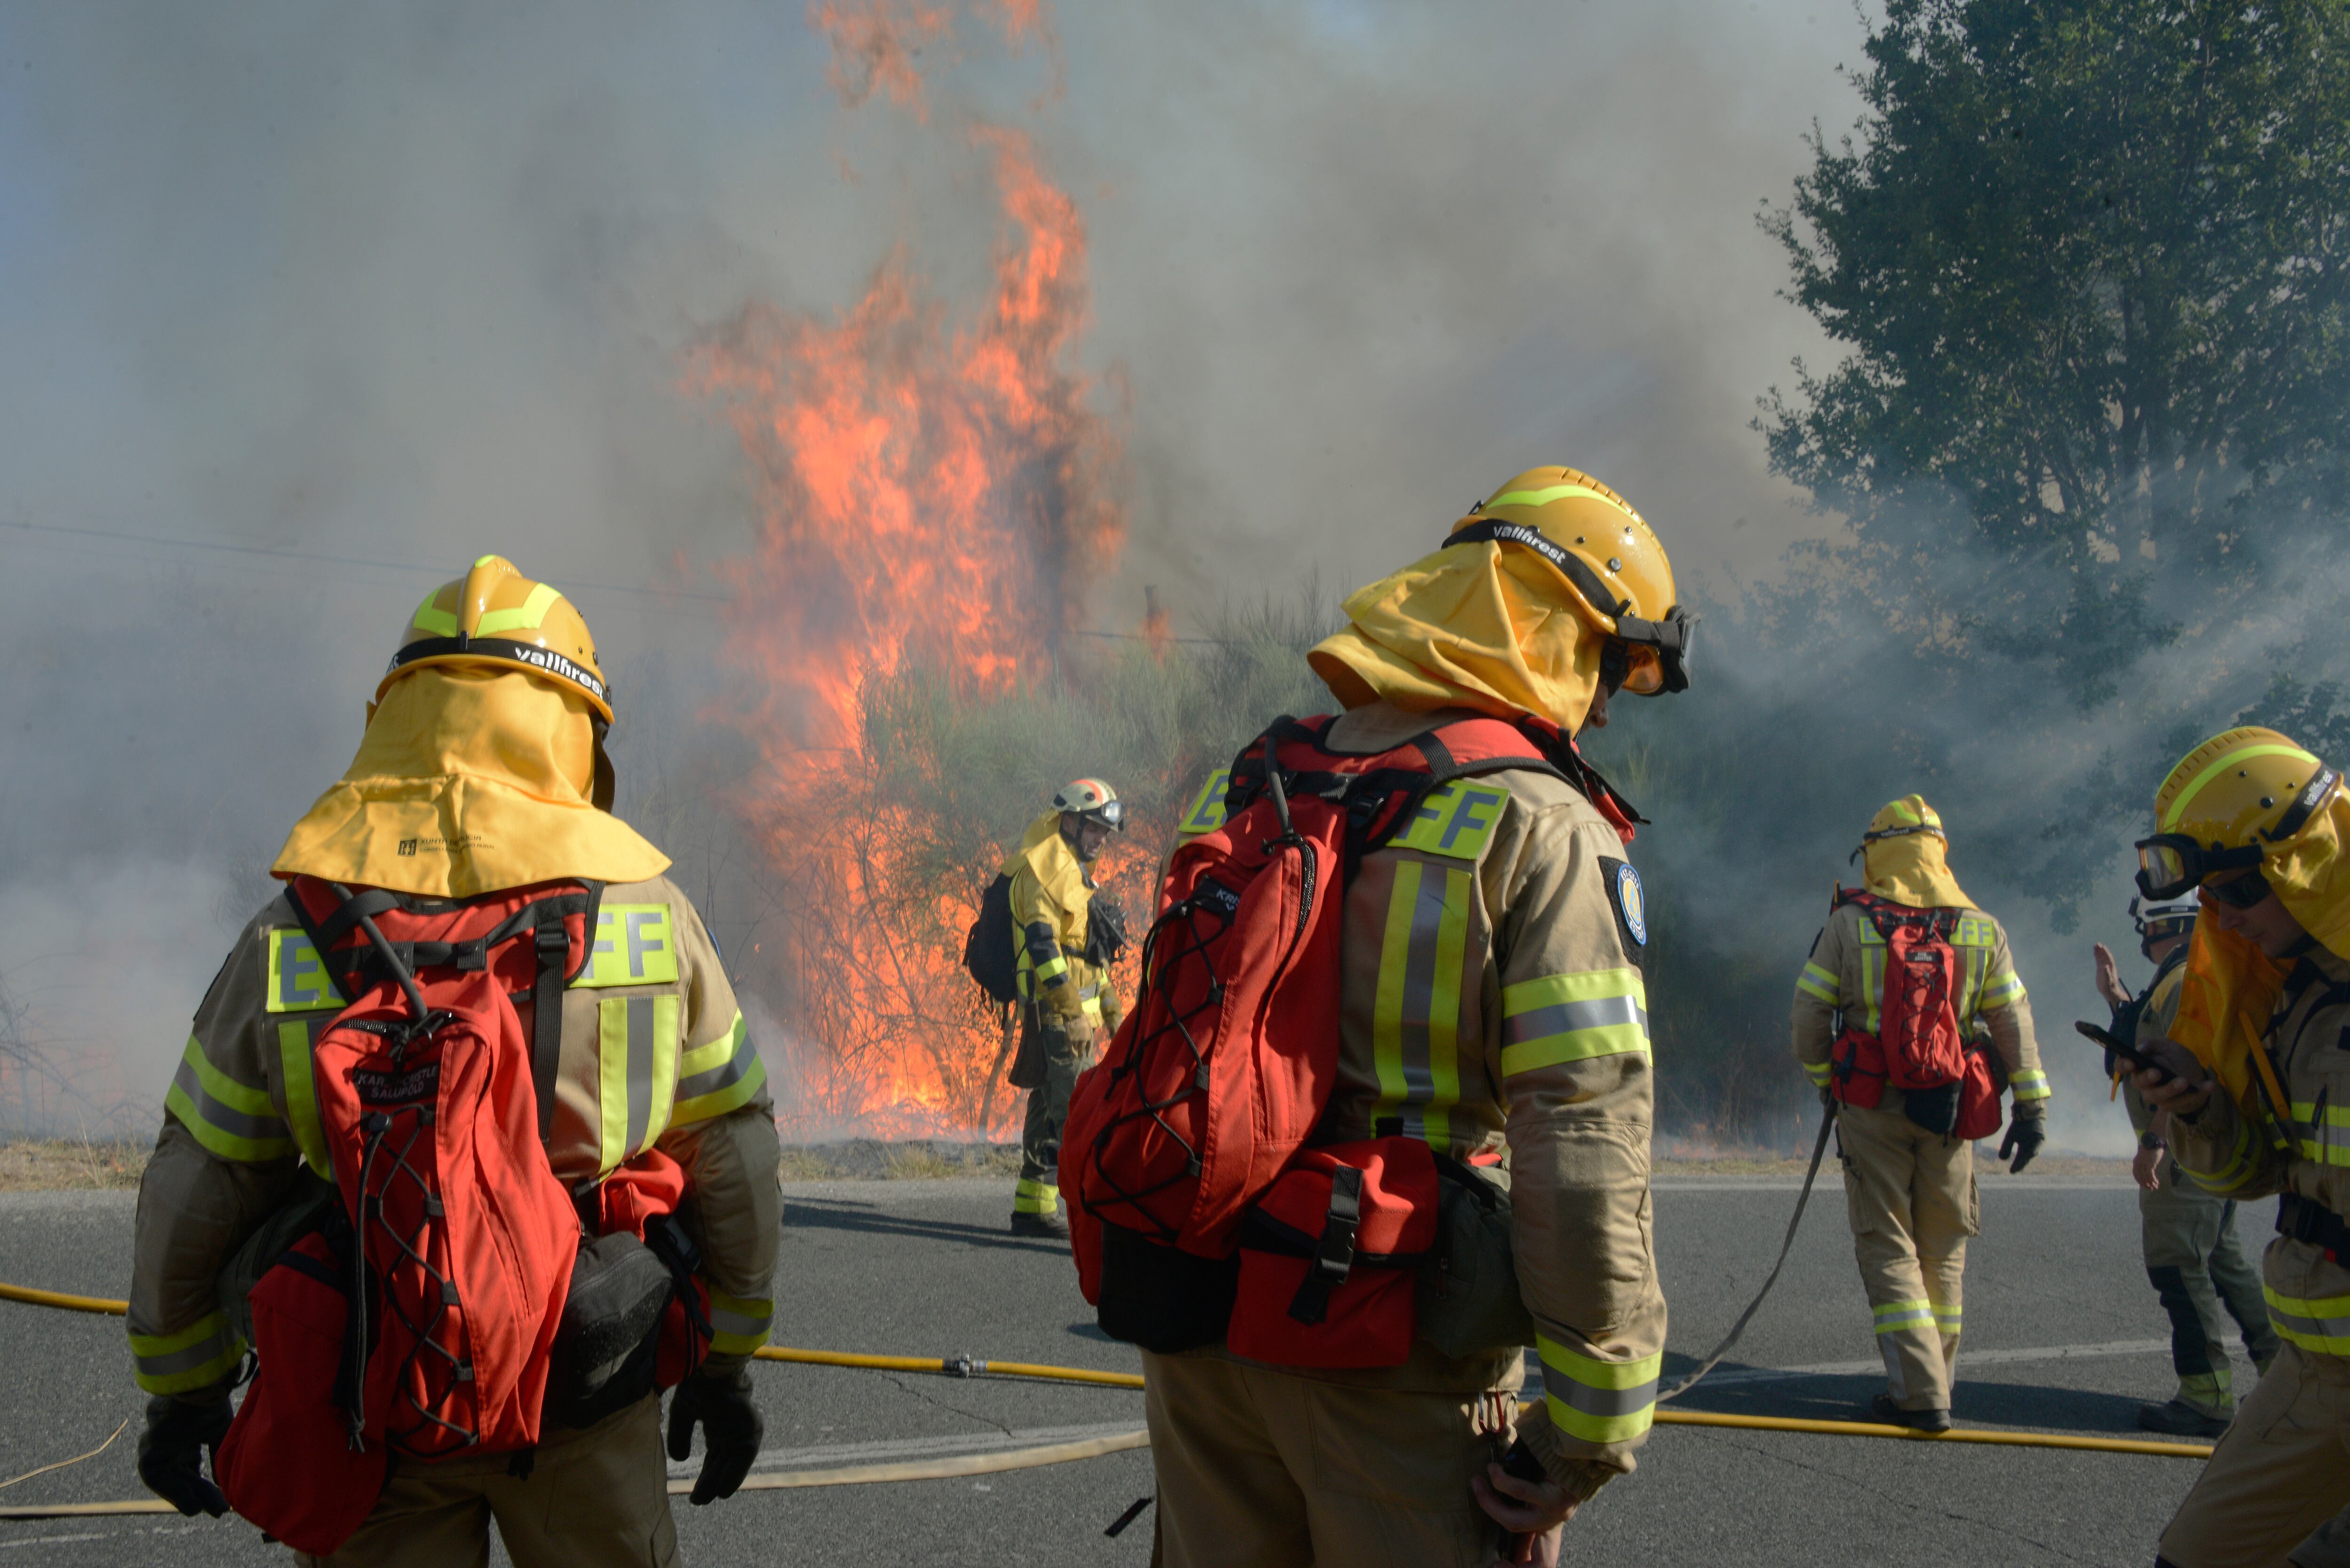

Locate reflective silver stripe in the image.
[1537,1359,1660,1422]
[676,1033,755,1105]
[1503,994,1647,1048]
[626,996,658,1156]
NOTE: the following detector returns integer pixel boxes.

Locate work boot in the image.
[2137,1398,2230,1437]
[1868,1394,1952,1434]
[1009,1209,1069,1239]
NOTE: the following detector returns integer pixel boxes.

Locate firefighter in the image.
[128,556,781,1566]
[2131,728,2350,1568]
[1790,797,2049,1432]
[2092,895,2278,1436]
[1004,779,1127,1237]
[1141,467,1686,1567]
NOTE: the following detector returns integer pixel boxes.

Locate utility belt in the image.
[2278,1191,2350,1266]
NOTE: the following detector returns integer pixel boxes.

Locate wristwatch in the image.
[2138,1131,2167,1152]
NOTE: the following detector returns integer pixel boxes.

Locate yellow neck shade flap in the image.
[1306,540,1601,728]
[273,666,670,898]
[2170,783,2350,1118]
[1858,796,1973,909]
[1012,809,1092,909]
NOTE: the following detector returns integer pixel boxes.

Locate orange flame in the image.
[691,2,1124,1137]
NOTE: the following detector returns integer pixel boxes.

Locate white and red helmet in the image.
[1053,777,1125,832]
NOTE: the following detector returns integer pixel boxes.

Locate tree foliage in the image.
[1762,0,2350,702]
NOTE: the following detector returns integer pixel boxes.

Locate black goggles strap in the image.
[386,635,609,707]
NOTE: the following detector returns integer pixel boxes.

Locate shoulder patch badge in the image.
[1605,858,1648,949]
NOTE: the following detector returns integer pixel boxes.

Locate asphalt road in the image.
[0,1169,2282,1567]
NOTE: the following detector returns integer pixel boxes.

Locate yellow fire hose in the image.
[0,1275,2213,1522]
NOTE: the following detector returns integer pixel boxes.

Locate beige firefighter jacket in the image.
[129,873,782,1402]
[1790,899,2048,1117]
[1006,812,1122,1037]
[2168,944,2350,1363]
[1182,701,1667,1490]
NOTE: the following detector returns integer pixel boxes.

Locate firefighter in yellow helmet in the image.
[128,557,782,1566]
[1004,778,1129,1237]
[1789,795,2047,1432]
[1143,467,1680,1566]
[2129,728,2350,1568]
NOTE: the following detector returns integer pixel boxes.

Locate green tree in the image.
[1762,0,2350,703]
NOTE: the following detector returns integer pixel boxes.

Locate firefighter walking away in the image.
[1061,466,1687,1567]
[1790,795,2049,1432]
[127,556,782,1566]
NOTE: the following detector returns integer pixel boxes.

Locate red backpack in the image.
[1827,888,1999,1138]
[1060,713,1637,1361]
[216,877,707,1555]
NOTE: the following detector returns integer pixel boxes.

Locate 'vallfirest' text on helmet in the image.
[1444,465,1692,694]
[379,555,612,723]
[1053,778,1124,833]
[2137,727,2341,900]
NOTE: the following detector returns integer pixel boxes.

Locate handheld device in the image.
[2074,1019,2175,1084]
[1495,1439,1552,1561]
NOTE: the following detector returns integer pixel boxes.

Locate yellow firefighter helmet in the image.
[2138,727,2340,899]
[378,555,613,723]
[1447,465,1692,693]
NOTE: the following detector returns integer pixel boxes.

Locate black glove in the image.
[1998,1113,2045,1174]
[136,1395,232,1518]
[666,1367,762,1505]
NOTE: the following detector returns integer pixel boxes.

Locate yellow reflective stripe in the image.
[473,581,562,636]
[597,995,686,1168]
[2177,1114,2261,1195]
[1421,867,1471,1149]
[1981,970,2026,1008]
[1795,962,1841,1004]
[1858,940,1883,1035]
[2292,1102,2350,1127]
[707,1290,773,1356]
[1533,1334,1659,1445]
[2163,743,2320,832]
[164,1036,294,1163]
[1176,769,1231,839]
[410,587,460,637]
[1933,1305,1961,1329]
[128,1310,246,1396]
[1499,968,1649,1077]
[276,1021,332,1176]
[1873,1298,1935,1333]
[2009,1069,2051,1101]
[2264,1284,2350,1355]
[673,1011,767,1127]
[1803,1060,1833,1087]
[1013,1177,1059,1213]
[1487,483,1617,511]
[1369,861,1421,1122]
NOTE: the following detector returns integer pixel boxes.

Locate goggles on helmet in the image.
[1598,640,1666,697]
[2134,835,2264,901]
[1848,820,1942,866]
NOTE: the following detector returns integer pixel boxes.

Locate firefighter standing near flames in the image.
[1005,779,1127,1236]
[128,557,781,1566]
[2129,728,2350,1568]
[1789,797,2050,1431]
[1142,467,1684,1567]
[2092,894,2279,1437]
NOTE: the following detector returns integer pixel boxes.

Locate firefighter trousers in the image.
[2141,1166,2279,1412]
[294,1393,677,1568]
[1837,1102,1977,1412]
[1139,1348,1520,1568]
[1015,1020,1088,1215]
[2157,1342,2350,1568]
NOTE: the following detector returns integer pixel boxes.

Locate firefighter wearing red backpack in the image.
[1003,779,1127,1236]
[1065,466,1684,1568]
[127,556,781,1566]
[1789,795,2048,1433]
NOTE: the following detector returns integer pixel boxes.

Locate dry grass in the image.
[776,1140,1024,1181]
[0,1137,151,1192]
